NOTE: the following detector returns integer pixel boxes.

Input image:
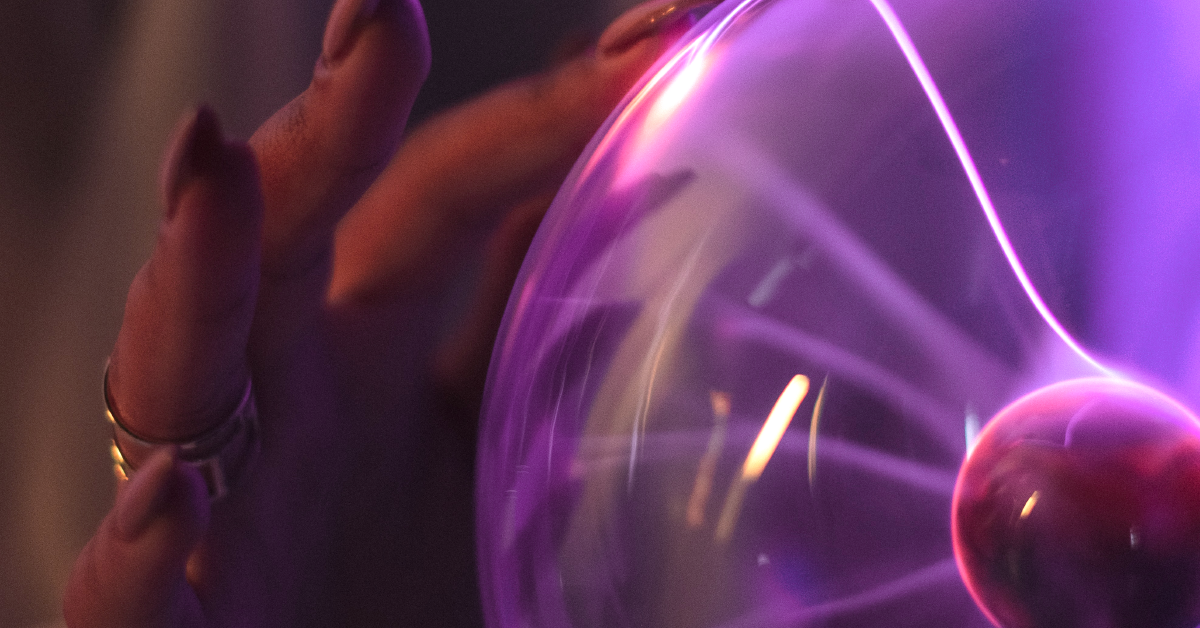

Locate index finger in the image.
[328,0,713,304]
[251,0,429,282]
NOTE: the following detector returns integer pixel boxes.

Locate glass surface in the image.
[475,1,1200,627]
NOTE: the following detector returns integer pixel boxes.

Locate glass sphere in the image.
[476,1,1200,627]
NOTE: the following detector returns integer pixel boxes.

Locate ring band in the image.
[104,364,259,500]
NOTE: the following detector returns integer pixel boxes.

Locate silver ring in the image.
[104,363,259,500]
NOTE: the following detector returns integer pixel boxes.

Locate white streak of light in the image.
[747,257,795,308]
[869,0,1113,376]
[964,406,981,455]
[628,231,712,491]
[719,297,960,450]
[642,55,710,138]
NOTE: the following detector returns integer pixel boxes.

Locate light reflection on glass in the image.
[743,375,810,480]
[686,391,732,528]
[1019,491,1039,519]
[964,406,981,456]
[109,443,128,481]
[715,375,810,541]
[807,376,829,488]
[638,55,710,147]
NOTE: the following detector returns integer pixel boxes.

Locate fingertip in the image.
[159,105,236,217]
[361,0,430,76]
[306,0,431,140]
[115,448,176,542]
[597,0,715,57]
[173,111,264,229]
[327,6,691,306]
[114,447,210,548]
[172,458,213,540]
[155,107,264,269]
[112,105,263,441]
[65,451,209,628]
[308,0,430,159]
[250,0,429,282]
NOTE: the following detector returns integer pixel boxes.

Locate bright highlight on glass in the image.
[686,391,732,528]
[807,375,828,487]
[715,374,811,542]
[643,55,710,136]
[1019,491,1038,519]
[743,374,809,480]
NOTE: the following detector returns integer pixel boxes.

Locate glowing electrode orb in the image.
[953,379,1200,628]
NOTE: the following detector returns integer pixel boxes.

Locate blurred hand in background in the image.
[60,0,708,626]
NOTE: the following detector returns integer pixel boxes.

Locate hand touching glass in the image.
[63,0,711,626]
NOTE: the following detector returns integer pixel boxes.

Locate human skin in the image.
[62,0,711,626]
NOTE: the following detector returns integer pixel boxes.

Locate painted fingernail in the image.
[322,0,382,64]
[115,448,178,542]
[160,105,225,218]
[598,0,718,56]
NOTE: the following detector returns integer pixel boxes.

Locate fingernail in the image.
[116,448,179,542]
[160,105,225,219]
[598,0,717,56]
[323,0,382,64]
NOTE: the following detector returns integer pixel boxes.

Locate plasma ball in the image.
[952,378,1200,628]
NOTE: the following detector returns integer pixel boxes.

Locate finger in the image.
[328,0,717,304]
[64,449,210,628]
[109,107,263,441]
[250,0,429,283]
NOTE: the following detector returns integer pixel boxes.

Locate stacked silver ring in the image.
[104,365,259,500]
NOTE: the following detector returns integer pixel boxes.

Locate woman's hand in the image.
[63,0,710,626]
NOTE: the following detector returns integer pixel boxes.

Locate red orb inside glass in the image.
[953,378,1200,628]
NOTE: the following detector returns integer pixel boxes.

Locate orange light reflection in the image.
[742,374,809,480]
[685,391,731,528]
[806,376,828,489]
[716,375,810,542]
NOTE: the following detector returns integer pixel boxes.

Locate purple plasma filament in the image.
[954,379,1200,628]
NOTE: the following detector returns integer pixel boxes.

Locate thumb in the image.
[64,449,210,628]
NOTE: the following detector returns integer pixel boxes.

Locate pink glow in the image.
[589,0,767,185]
